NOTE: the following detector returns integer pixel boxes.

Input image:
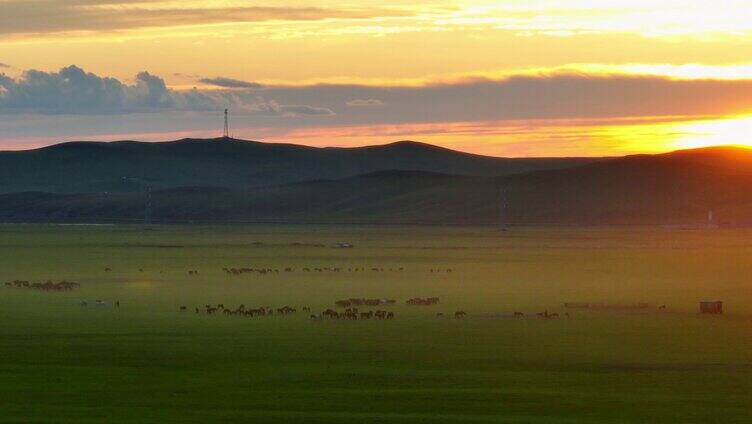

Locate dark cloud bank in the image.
[2,65,752,125]
[199,77,263,89]
[0,66,332,117]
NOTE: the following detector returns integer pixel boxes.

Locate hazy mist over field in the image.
[2,225,752,422]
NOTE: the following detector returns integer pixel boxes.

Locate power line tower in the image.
[223,108,229,139]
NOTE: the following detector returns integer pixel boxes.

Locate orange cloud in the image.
[0,1,414,37]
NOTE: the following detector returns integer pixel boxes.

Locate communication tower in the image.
[223,108,229,138]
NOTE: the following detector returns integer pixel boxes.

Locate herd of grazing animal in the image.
[439,310,568,319]
[1,273,569,322]
[9,266,608,322]
[406,297,440,306]
[4,280,80,292]
[183,303,305,317]
[334,298,396,307]
[101,265,457,280]
[224,267,281,276]
[537,310,559,319]
[317,308,394,321]
[217,265,503,277]
[224,266,410,275]
[181,302,398,321]
[180,300,400,322]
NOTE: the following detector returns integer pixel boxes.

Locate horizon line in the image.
[2,136,751,159]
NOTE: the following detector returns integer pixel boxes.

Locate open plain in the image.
[1,224,751,423]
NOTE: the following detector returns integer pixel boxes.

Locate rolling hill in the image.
[1,145,751,225]
[0,138,599,194]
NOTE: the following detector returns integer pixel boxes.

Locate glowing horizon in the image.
[4,113,752,159]
[2,1,752,155]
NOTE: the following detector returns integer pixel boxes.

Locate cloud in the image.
[279,105,335,116]
[0,1,413,36]
[238,98,334,117]
[132,71,173,109]
[0,66,201,114]
[0,65,332,116]
[199,77,263,89]
[0,63,10,69]
[255,74,752,126]
[346,99,385,107]
[0,66,129,114]
[5,64,752,150]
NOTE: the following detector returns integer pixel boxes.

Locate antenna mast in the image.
[223,108,229,138]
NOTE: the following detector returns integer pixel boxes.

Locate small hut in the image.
[700,301,723,314]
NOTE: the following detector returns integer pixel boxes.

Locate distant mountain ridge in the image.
[1,144,752,225]
[0,137,601,194]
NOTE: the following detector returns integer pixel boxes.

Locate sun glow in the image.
[666,115,752,150]
[216,115,752,157]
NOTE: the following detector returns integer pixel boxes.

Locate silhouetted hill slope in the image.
[1,146,752,225]
[496,146,752,224]
[0,138,598,193]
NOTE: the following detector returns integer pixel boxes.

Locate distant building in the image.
[700,301,723,314]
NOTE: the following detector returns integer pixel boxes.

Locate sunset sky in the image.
[2,0,752,156]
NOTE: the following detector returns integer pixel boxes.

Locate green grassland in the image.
[0,224,751,423]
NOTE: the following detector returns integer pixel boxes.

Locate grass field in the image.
[1,224,751,423]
